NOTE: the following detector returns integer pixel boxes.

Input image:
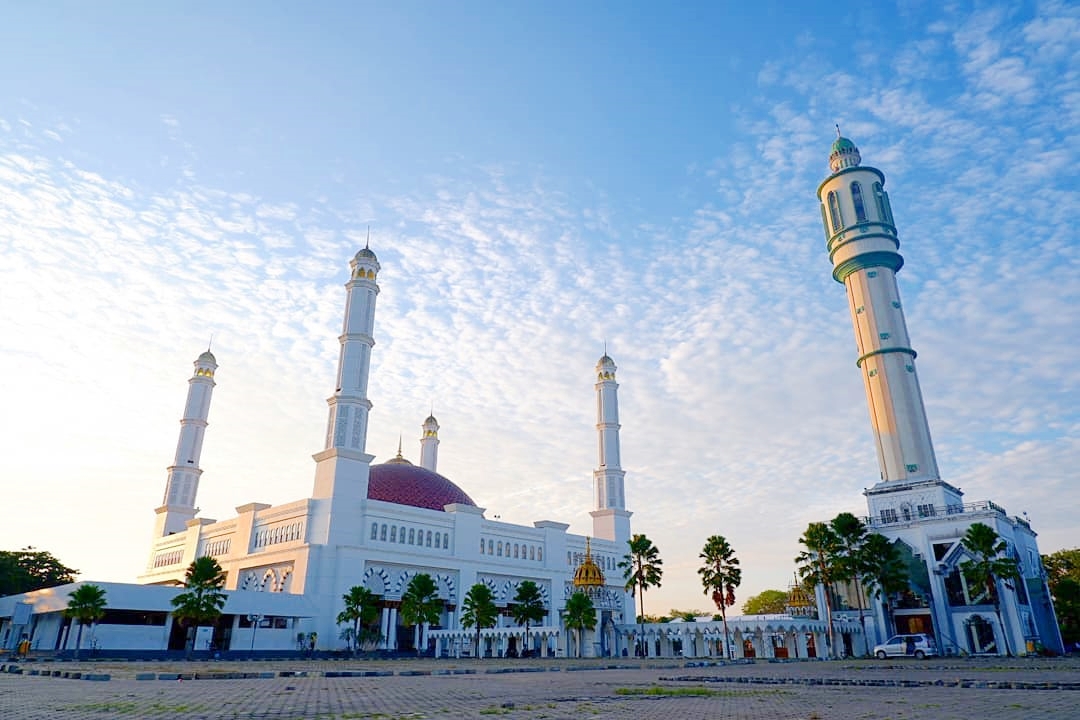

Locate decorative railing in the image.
[864,499,1009,528]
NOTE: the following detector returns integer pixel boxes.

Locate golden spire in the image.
[573,537,606,589]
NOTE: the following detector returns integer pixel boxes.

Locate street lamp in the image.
[247,614,264,652]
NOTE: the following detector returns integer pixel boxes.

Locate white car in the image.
[873,633,938,659]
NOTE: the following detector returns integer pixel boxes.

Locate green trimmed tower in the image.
[817,133,941,489]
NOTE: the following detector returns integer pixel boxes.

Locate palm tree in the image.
[336,586,379,655]
[858,533,908,644]
[399,573,442,655]
[511,580,546,657]
[698,535,741,659]
[961,522,1021,656]
[461,583,498,659]
[618,533,663,657]
[64,584,107,660]
[563,591,596,658]
[795,521,841,657]
[830,512,869,653]
[170,557,227,658]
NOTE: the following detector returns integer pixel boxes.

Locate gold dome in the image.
[786,575,816,617]
[573,538,606,589]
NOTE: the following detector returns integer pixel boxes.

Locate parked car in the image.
[873,633,938,659]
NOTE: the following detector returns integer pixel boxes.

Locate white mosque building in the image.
[1,246,635,658]
[815,134,1063,656]
[0,135,1065,660]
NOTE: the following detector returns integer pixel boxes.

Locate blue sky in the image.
[1,1,1077,615]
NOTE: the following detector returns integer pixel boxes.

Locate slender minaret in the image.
[591,352,631,542]
[420,414,439,472]
[153,349,217,537]
[817,133,942,488]
[312,246,380,502]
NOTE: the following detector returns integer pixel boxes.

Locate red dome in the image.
[367,460,476,511]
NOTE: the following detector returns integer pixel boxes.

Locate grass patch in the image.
[615,685,789,698]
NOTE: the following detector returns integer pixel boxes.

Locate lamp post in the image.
[247,614,264,652]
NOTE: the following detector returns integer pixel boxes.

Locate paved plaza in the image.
[2,656,1078,719]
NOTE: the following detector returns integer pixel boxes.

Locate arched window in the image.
[399,526,406,543]
[529,546,535,560]
[488,539,494,555]
[497,542,503,557]
[567,551,572,565]
[444,533,450,549]
[851,181,866,223]
[873,182,893,224]
[827,190,844,232]
[408,528,415,544]
[370,524,378,540]
[537,547,543,562]
[379,524,387,541]
[480,538,485,554]
[390,526,397,542]
[434,533,441,549]
[514,544,520,559]
[426,531,432,547]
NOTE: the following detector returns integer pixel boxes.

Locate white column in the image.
[382,604,395,651]
[155,350,217,537]
[817,135,939,485]
[311,249,380,506]
[420,415,439,471]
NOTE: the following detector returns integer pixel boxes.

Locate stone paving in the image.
[1,656,1078,719]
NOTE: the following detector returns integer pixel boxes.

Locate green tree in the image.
[1042,548,1080,645]
[563,591,596,658]
[460,583,498,658]
[170,556,227,658]
[831,512,870,653]
[859,533,909,643]
[796,521,841,657]
[698,535,741,659]
[669,608,708,622]
[336,585,380,654]
[510,580,546,657]
[742,590,788,616]
[618,533,663,657]
[0,547,78,596]
[961,522,1021,656]
[64,584,107,660]
[399,573,442,655]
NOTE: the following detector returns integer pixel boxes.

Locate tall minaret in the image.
[817,134,953,511]
[420,414,439,472]
[312,246,380,503]
[591,352,631,542]
[153,349,217,537]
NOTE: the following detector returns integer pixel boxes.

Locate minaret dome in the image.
[829,134,862,173]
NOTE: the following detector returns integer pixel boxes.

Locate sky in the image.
[1,0,1077,616]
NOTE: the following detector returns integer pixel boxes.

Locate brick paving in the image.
[1,656,1077,719]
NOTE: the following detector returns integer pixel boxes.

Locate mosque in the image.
[0,136,1065,658]
[0,243,636,658]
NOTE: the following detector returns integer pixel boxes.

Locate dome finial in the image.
[365,225,370,250]
[396,434,403,459]
[829,130,861,173]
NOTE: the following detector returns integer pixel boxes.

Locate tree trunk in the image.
[720,605,729,659]
[637,580,645,657]
[853,577,867,656]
